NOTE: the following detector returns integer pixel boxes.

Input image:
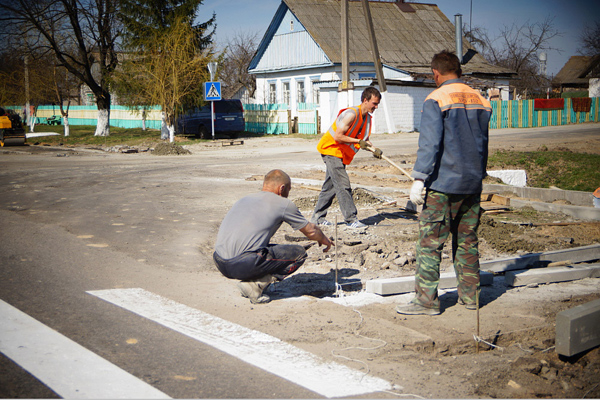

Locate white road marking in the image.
[0,300,170,399]
[88,288,393,398]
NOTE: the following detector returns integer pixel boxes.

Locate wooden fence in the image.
[8,97,598,134]
[243,103,320,135]
[489,97,600,129]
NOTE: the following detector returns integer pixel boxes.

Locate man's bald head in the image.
[263,169,292,198]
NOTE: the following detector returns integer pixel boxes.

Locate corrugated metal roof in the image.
[281,0,514,77]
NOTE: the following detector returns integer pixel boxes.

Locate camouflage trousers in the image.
[413,190,481,309]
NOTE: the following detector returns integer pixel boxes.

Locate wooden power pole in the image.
[361,0,394,133]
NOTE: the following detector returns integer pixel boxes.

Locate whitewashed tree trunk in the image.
[29,115,36,132]
[142,110,147,131]
[94,108,110,136]
[63,116,70,137]
[160,112,169,140]
[167,123,175,142]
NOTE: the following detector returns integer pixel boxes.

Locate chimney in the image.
[455,14,463,63]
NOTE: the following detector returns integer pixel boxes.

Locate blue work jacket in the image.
[412,79,492,194]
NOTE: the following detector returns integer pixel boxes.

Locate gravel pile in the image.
[152,142,191,155]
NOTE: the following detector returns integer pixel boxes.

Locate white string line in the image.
[380,390,426,399]
[330,306,387,376]
[473,334,504,351]
[473,323,552,351]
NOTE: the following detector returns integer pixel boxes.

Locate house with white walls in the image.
[246,0,515,133]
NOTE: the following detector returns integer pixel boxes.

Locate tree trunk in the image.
[95,109,110,136]
[167,123,175,143]
[63,116,70,137]
[160,112,169,140]
[29,114,36,133]
[94,94,111,137]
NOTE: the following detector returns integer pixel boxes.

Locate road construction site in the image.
[1,123,599,398]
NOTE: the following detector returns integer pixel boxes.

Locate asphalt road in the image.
[0,122,598,398]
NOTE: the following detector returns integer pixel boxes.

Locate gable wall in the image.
[252,9,331,72]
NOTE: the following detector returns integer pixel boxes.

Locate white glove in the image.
[410,180,425,206]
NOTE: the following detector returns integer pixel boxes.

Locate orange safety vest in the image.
[317,106,371,165]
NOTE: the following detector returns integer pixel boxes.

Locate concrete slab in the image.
[487,170,527,187]
[366,271,493,296]
[505,263,600,287]
[482,184,594,207]
[510,198,600,221]
[481,244,600,273]
[556,298,600,357]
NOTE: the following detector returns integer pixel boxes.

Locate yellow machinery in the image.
[0,107,26,146]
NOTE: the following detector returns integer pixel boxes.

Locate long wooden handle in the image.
[364,145,414,181]
[381,154,414,182]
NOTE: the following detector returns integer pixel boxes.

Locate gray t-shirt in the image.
[214,191,309,259]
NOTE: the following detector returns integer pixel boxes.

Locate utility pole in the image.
[338,0,353,108]
[361,0,394,133]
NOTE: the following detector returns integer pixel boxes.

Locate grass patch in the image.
[29,124,320,147]
[30,125,162,147]
[488,149,600,192]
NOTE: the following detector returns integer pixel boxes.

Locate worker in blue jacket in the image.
[396,50,492,316]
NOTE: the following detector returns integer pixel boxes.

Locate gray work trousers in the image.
[311,154,357,224]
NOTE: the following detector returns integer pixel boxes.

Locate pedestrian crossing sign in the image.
[205,82,221,101]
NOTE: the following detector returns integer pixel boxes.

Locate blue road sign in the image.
[205,82,221,101]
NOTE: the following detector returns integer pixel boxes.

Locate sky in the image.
[199,0,600,77]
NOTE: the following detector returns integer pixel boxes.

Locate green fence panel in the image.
[511,100,518,128]
[243,103,289,134]
[501,101,509,128]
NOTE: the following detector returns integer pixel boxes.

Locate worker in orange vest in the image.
[311,86,383,229]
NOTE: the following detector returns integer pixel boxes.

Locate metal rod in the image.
[476,286,480,354]
[335,215,339,296]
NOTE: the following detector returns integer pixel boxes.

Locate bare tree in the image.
[219,31,259,100]
[53,65,79,137]
[578,22,600,57]
[469,16,562,98]
[0,0,120,136]
[0,49,57,130]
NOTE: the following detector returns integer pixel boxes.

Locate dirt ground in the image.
[235,136,600,398]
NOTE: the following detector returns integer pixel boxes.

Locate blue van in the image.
[177,99,245,139]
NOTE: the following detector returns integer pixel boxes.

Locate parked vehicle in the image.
[45,115,62,125]
[177,99,245,139]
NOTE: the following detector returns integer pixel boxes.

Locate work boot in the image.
[458,298,477,310]
[237,275,276,304]
[395,302,440,315]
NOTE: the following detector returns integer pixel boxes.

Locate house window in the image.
[297,81,305,103]
[269,82,276,103]
[311,83,320,104]
[283,82,290,104]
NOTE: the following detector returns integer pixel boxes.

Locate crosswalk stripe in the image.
[0,299,170,399]
[88,288,393,398]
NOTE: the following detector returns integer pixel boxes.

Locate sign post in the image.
[206,62,220,140]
